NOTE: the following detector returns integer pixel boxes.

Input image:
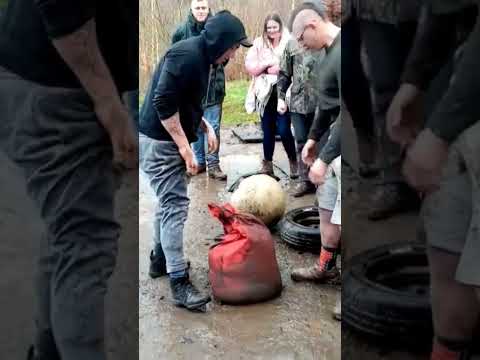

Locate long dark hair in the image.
[262,13,283,46]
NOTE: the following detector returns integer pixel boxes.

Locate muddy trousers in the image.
[139,134,190,274]
[0,68,120,359]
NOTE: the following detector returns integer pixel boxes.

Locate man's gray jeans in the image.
[139,134,189,274]
[0,67,120,360]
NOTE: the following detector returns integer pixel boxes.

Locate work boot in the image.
[292,181,316,198]
[170,275,211,311]
[208,166,227,181]
[149,250,190,279]
[149,249,167,278]
[289,160,299,179]
[260,160,274,177]
[367,183,420,221]
[333,298,341,321]
[291,264,340,284]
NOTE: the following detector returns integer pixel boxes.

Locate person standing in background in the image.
[172,0,228,180]
[245,13,298,179]
[277,36,325,197]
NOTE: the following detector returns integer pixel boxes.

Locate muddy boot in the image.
[149,249,167,279]
[149,249,190,279]
[170,275,211,311]
[292,181,316,198]
[260,160,274,177]
[291,264,340,284]
[208,166,227,181]
[367,183,420,221]
[289,160,299,179]
[333,298,341,321]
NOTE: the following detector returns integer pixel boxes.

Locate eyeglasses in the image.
[296,24,311,42]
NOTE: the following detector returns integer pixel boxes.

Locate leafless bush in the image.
[139,0,340,92]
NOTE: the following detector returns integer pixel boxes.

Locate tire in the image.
[343,242,433,346]
[279,206,322,253]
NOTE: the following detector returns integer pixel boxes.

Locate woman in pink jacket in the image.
[245,14,298,177]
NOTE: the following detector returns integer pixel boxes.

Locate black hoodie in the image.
[139,10,250,143]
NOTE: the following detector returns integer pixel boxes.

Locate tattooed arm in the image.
[161,112,199,174]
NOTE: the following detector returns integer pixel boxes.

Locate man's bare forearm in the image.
[161,112,190,149]
[199,117,213,133]
[51,18,121,107]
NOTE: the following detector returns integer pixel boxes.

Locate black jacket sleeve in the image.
[319,115,341,164]
[426,18,480,143]
[35,0,96,38]
[152,56,184,121]
[171,25,184,45]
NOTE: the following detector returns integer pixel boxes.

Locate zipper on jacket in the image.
[204,65,213,108]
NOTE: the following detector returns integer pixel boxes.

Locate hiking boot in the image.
[333,298,341,321]
[260,160,274,177]
[149,250,167,278]
[149,250,190,279]
[208,166,227,181]
[291,264,340,284]
[367,183,420,221]
[170,275,211,311]
[292,181,316,198]
[289,160,299,179]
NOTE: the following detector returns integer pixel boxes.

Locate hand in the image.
[302,139,317,166]
[179,145,199,175]
[387,83,424,147]
[402,128,449,194]
[309,158,328,185]
[95,99,138,170]
[277,98,287,114]
[267,64,280,75]
[206,127,219,154]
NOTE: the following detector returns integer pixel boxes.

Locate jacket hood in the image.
[201,10,252,64]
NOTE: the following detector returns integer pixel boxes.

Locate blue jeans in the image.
[261,106,297,162]
[192,104,222,168]
[139,134,189,274]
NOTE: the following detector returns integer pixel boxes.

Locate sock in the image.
[431,337,471,360]
[169,269,188,279]
[318,246,337,271]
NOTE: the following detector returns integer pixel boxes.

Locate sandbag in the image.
[208,203,283,305]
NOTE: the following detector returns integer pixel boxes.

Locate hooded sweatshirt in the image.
[139,10,249,143]
[171,9,226,108]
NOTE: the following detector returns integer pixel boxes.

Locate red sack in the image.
[207,203,283,305]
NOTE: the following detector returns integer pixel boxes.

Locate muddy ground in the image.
[139,128,341,360]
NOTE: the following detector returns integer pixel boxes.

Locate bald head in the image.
[291,9,321,41]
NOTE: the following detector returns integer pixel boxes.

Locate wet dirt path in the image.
[139,130,341,360]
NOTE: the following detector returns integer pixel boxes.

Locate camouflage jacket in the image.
[342,0,422,24]
[277,39,325,115]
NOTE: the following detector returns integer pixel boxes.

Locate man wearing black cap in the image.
[139,10,252,312]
